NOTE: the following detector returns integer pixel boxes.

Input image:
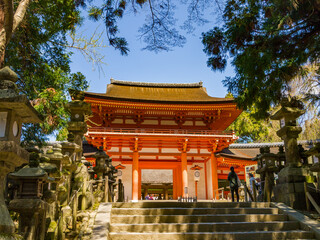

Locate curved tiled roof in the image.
[229,139,320,149]
[85,79,234,103]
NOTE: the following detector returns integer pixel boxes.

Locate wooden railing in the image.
[304,182,320,214]
[214,187,225,200]
[87,127,234,136]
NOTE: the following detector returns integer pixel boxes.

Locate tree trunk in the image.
[0,0,31,67]
[0,0,6,68]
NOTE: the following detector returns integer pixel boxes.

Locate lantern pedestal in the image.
[9,199,48,240]
[0,141,29,237]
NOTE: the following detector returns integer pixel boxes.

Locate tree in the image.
[225,93,280,143]
[202,0,320,118]
[3,0,88,144]
[84,0,222,54]
[0,0,33,67]
[0,0,222,143]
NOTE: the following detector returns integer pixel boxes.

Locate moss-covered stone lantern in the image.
[271,97,309,209]
[0,67,42,238]
[9,148,49,240]
[65,89,92,161]
[9,148,48,199]
[93,146,109,181]
[256,147,279,202]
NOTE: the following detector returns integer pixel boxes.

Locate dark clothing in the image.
[228,170,240,202]
[228,171,239,189]
[231,186,239,202]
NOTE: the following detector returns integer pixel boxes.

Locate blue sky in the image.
[69,2,234,98]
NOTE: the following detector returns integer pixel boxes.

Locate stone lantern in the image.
[93,146,109,196]
[276,146,286,172]
[61,141,81,163]
[0,67,42,237]
[256,147,279,202]
[65,89,92,161]
[271,97,309,209]
[9,148,49,240]
[45,144,71,206]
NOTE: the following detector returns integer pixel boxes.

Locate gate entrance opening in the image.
[141,169,173,200]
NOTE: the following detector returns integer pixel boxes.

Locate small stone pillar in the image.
[115,164,125,202]
[271,97,308,209]
[107,165,118,202]
[118,179,124,202]
[0,67,42,238]
[9,148,49,240]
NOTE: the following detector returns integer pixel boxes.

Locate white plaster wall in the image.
[121,164,132,201]
[197,163,206,200]
[187,163,206,199]
[187,166,195,197]
[206,160,213,199]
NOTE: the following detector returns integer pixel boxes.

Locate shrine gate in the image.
[84,79,254,201]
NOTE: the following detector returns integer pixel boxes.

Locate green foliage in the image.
[202,0,320,118]
[228,107,280,143]
[5,0,89,144]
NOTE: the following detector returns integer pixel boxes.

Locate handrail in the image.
[213,187,225,200]
[87,127,234,136]
[304,182,320,214]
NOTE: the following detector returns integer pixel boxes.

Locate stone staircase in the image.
[107,201,317,240]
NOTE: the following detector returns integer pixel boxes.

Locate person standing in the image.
[248,173,256,194]
[228,166,240,202]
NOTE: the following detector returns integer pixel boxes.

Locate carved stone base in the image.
[9,199,48,240]
[274,182,306,209]
[274,166,308,210]
[277,166,309,184]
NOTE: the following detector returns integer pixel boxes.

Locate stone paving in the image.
[91,203,112,240]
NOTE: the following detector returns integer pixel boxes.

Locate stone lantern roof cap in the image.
[270,97,305,120]
[39,162,58,174]
[0,67,42,123]
[94,146,109,159]
[0,66,18,82]
[10,166,48,179]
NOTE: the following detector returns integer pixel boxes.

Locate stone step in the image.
[109,230,315,240]
[109,221,299,233]
[112,202,271,209]
[111,207,279,215]
[111,213,287,223]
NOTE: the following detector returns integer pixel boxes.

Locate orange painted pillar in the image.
[211,152,219,199]
[132,151,139,201]
[204,160,208,199]
[138,168,141,200]
[181,152,188,197]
